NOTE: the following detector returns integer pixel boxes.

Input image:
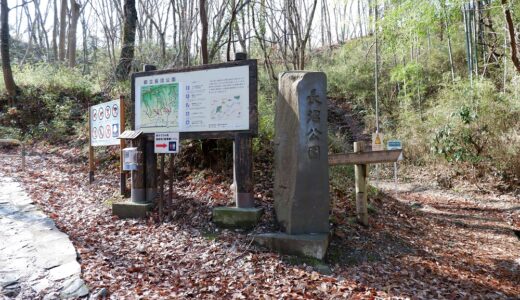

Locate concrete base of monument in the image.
[212,207,263,229]
[112,201,153,218]
[253,232,329,260]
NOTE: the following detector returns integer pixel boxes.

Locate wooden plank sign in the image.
[328,149,403,166]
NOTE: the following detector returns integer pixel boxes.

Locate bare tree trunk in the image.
[67,0,80,67]
[226,0,238,62]
[200,0,208,64]
[52,0,58,61]
[115,0,138,80]
[81,13,89,74]
[20,6,36,67]
[287,0,318,69]
[1,0,19,102]
[33,0,50,61]
[502,0,520,73]
[58,0,67,61]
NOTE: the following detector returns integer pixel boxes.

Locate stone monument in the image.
[254,71,329,259]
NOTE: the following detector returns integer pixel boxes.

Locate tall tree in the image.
[52,0,59,61]
[502,0,520,73]
[1,0,19,102]
[67,0,80,67]
[286,0,318,69]
[200,0,208,64]
[58,0,67,61]
[115,0,138,80]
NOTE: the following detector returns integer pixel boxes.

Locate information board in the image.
[90,99,121,146]
[132,60,257,136]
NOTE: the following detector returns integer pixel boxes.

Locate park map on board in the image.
[140,83,180,130]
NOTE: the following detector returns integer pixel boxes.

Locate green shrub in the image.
[0,63,104,142]
[397,78,520,178]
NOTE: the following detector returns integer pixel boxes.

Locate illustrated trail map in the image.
[140,83,179,130]
[135,65,250,133]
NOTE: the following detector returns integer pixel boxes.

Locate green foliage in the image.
[329,165,355,198]
[0,125,22,140]
[390,62,428,111]
[0,64,104,143]
[257,93,275,140]
[396,78,520,177]
[0,64,99,94]
[322,40,375,108]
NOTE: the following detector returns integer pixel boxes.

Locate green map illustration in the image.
[140,83,179,129]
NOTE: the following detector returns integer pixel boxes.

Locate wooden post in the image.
[21,142,25,171]
[169,154,174,205]
[233,132,254,208]
[354,141,368,226]
[144,134,157,202]
[119,95,127,196]
[231,53,254,208]
[142,64,157,204]
[88,107,95,184]
[158,153,165,220]
[131,136,146,203]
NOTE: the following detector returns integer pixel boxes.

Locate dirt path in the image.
[327,98,370,152]
[368,180,520,297]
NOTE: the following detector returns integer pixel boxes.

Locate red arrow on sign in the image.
[156,144,167,148]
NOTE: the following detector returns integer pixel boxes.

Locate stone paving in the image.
[0,174,88,299]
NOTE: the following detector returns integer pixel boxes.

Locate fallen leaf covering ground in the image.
[0,144,519,299]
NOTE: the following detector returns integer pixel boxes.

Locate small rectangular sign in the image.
[372,132,384,151]
[154,132,179,154]
[90,99,122,147]
[387,140,402,150]
[387,139,404,161]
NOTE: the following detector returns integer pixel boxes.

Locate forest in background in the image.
[0,0,519,185]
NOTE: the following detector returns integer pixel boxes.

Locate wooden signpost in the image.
[113,55,260,224]
[329,141,403,226]
[88,96,126,195]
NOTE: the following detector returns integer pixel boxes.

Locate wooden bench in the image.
[0,139,26,170]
